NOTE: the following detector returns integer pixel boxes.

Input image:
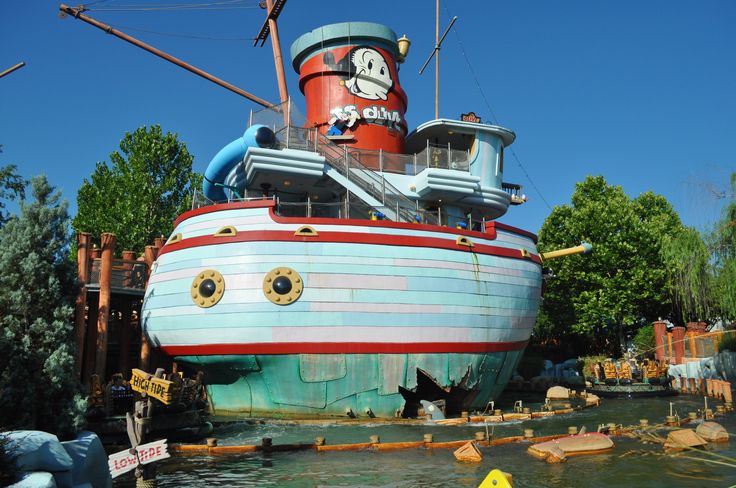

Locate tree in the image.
[0,146,27,226]
[661,227,714,323]
[0,176,85,438]
[73,125,202,254]
[713,172,736,321]
[537,176,684,355]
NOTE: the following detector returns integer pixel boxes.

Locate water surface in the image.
[115,394,736,487]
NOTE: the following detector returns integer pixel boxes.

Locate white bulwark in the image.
[108,439,170,478]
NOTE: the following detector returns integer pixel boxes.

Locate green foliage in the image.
[73,125,202,255]
[713,173,736,321]
[580,355,607,378]
[661,227,714,323]
[538,176,684,354]
[0,433,17,486]
[0,176,85,438]
[718,333,736,353]
[0,146,28,226]
[633,324,655,355]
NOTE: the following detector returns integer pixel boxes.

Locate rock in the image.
[8,471,58,488]
[61,431,112,488]
[546,386,570,400]
[695,422,729,443]
[5,431,73,473]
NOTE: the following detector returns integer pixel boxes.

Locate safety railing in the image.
[250,100,471,177]
[89,258,148,291]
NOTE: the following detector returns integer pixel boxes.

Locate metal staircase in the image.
[278,126,417,222]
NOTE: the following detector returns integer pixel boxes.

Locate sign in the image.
[130,368,177,404]
[460,112,481,123]
[108,439,170,478]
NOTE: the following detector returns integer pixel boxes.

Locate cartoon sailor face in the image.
[344,48,393,100]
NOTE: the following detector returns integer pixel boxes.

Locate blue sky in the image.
[1,0,734,234]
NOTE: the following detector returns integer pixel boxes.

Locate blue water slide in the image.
[202,124,276,202]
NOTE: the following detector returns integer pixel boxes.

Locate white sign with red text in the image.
[108,439,170,478]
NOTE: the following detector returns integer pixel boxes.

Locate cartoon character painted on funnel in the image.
[324,46,394,100]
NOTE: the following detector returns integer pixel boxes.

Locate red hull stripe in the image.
[160,340,529,356]
[158,229,542,264]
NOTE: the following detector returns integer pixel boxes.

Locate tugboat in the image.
[588,359,677,398]
[140,20,590,419]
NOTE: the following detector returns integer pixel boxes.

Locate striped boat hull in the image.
[142,201,542,417]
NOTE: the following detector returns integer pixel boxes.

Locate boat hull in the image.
[175,351,523,418]
[142,201,542,418]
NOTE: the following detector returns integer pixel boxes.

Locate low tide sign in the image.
[130,368,176,404]
[108,439,170,478]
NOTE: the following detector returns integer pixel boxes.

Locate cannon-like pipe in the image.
[541,242,592,261]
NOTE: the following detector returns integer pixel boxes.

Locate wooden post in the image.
[672,326,686,365]
[83,299,99,383]
[688,332,697,359]
[95,232,116,379]
[653,320,666,362]
[140,245,159,371]
[74,232,91,379]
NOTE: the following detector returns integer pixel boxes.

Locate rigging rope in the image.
[104,22,255,41]
[84,0,259,12]
[442,2,553,212]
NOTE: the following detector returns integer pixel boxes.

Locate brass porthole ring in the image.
[263,267,303,305]
[191,269,225,308]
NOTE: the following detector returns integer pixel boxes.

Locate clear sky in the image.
[2,0,734,234]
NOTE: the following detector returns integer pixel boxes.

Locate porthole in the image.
[263,267,303,305]
[214,226,237,237]
[191,269,225,308]
[167,233,182,245]
[456,236,474,248]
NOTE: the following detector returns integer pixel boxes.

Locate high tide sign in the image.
[108,439,170,478]
[129,368,177,404]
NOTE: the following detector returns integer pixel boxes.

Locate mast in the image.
[419,2,457,120]
[0,62,25,80]
[435,0,439,119]
[254,0,289,108]
[58,4,273,108]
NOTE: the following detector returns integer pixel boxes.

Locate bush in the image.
[719,333,736,352]
[633,324,655,355]
[580,355,607,378]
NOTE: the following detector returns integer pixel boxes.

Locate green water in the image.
[116,394,736,487]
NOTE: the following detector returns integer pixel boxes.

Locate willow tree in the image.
[713,172,736,320]
[537,176,684,355]
[661,227,714,323]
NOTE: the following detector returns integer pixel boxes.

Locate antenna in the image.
[419,0,457,119]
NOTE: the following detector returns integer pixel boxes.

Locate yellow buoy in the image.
[478,469,513,488]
